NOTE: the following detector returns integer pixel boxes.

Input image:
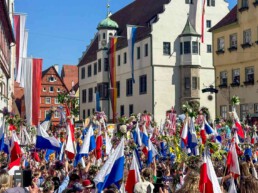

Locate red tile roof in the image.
[61,65,78,91]
[209,5,237,32]
[78,0,170,66]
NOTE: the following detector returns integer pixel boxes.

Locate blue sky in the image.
[15,0,237,70]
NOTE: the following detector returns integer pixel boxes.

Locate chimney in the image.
[54,64,59,74]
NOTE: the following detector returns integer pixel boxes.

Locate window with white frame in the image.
[230,33,237,48]
[57,88,60,92]
[220,71,227,85]
[55,98,60,104]
[207,45,212,53]
[240,104,249,121]
[232,69,240,84]
[220,105,227,119]
[245,66,254,83]
[43,87,46,92]
[54,111,60,118]
[45,97,51,104]
[207,0,215,6]
[217,37,224,51]
[206,20,212,28]
[49,86,54,92]
[243,29,251,44]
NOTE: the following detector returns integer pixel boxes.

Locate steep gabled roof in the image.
[78,0,170,66]
[42,66,69,92]
[209,5,237,32]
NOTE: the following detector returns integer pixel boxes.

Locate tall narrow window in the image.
[81,67,85,79]
[88,65,92,77]
[243,29,251,44]
[88,88,93,102]
[220,71,227,86]
[220,106,227,119]
[185,77,190,89]
[184,41,191,54]
[83,110,86,119]
[192,77,198,90]
[120,105,124,117]
[94,63,97,75]
[232,69,240,85]
[126,78,133,96]
[139,75,147,94]
[245,66,254,84]
[144,44,148,57]
[124,52,127,64]
[163,42,171,55]
[116,81,120,98]
[117,55,121,66]
[82,89,87,103]
[129,104,134,115]
[229,33,237,48]
[206,20,211,28]
[137,47,141,59]
[98,59,102,72]
[192,41,198,54]
[217,37,225,51]
[207,45,212,53]
[104,58,109,71]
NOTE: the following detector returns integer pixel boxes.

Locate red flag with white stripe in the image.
[10,132,22,162]
[8,157,21,176]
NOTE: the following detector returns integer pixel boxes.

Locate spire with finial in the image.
[107,0,111,17]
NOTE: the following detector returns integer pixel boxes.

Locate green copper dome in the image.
[97,17,119,30]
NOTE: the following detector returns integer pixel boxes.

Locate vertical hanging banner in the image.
[127,25,137,83]
[109,37,117,122]
[23,58,42,126]
[13,14,27,83]
[201,0,206,43]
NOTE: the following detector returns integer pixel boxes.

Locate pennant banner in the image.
[127,26,137,83]
[13,14,27,82]
[109,37,118,122]
[23,58,42,126]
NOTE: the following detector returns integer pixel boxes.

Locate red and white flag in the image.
[65,121,75,160]
[125,151,142,193]
[181,120,188,145]
[96,125,103,160]
[14,14,27,82]
[251,132,257,144]
[8,157,21,176]
[10,132,22,162]
[226,136,240,178]
[199,150,222,193]
[200,122,207,144]
[232,108,245,139]
[20,58,42,126]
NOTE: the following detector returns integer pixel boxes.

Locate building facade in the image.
[211,0,258,120]
[40,65,68,125]
[78,0,229,122]
[0,0,15,121]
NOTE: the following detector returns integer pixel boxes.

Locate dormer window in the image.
[48,76,56,82]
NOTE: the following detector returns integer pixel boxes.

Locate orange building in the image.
[40,65,68,125]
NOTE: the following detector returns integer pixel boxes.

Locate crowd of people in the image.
[1,101,258,193]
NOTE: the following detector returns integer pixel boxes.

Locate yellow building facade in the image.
[211,0,258,120]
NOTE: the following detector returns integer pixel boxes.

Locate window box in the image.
[253,1,258,7]
[238,6,249,12]
[218,84,227,88]
[230,82,240,87]
[243,80,254,85]
[216,49,225,55]
[241,42,252,49]
[228,46,237,52]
